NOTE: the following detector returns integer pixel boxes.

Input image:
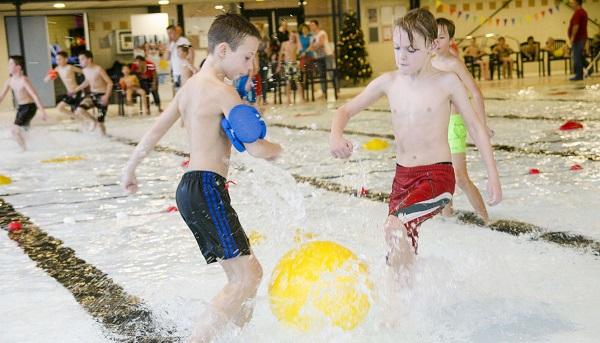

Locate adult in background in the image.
[568,0,588,80]
[131,55,162,112]
[309,20,329,98]
[277,20,290,45]
[165,24,194,92]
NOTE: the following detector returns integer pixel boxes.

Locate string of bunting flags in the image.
[434,0,569,26]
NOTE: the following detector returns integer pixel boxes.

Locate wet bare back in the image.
[178,72,232,176]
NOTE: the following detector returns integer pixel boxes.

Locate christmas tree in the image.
[336,11,372,84]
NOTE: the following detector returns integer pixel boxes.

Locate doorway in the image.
[241,6,304,43]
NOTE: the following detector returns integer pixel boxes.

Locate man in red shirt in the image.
[131,55,162,112]
[568,0,588,80]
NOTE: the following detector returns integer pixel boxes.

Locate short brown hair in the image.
[207,13,261,53]
[79,50,93,59]
[57,51,69,58]
[436,17,455,39]
[395,8,437,48]
[9,55,24,69]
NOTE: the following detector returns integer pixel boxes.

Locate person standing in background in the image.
[165,25,194,93]
[568,0,588,80]
[309,20,329,99]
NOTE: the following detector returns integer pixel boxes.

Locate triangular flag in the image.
[512,18,516,25]
[496,18,500,26]
[504,18,508,26]
[465,13,470,20]
[541,10,545,17]
[458,10,462,18]
[548,8,553,14]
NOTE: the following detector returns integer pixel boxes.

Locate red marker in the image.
[529,168,541,175]
[359,186,369,196]
[166,206,178,213]
[559,120,583,131]
[7,221,22,232]
[570,164,583,171]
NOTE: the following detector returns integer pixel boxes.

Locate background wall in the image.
[361,0,600,76]
[86,7,147,68]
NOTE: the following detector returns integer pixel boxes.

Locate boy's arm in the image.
[71,65,84,74]
[0,80,10,103]
[72,79,89,94]
[451,59,490,132]
[330,73,389,158]
[122,97,180,193]
[448,75,501,205]
[99,68,114,105]
[23,77,48,120]
[220,86,282,161]
[43,67,56,83]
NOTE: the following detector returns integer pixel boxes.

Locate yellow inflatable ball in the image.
[0,175,12,185]
[362,138,389,151]
[269,241,372,331]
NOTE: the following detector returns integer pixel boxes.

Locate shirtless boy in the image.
[72,51,113,135]
[44,51,83,119]
[0,55,48,151]
[119,65,149,115]
[277,31,301,104]
[432,18,491,224]
[330,9,502,269]
[122,14,281,342]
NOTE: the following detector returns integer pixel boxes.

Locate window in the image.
[369,27,379,43]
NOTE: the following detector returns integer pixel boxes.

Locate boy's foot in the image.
[569,76,583,81]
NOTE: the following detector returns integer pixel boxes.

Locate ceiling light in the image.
[215,5,224,10]
[53,3,66,8]
[158,0,169,5]
[485,33,495,38]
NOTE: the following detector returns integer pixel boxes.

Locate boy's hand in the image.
[265,141,283,161]
[486,176,502,206]
[40,108,48,121]
[122,172,139,194]
[330,135,353,159]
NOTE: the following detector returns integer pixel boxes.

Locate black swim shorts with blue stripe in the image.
[176,170,250,264]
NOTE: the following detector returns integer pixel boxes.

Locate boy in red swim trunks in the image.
[330,9,502,269]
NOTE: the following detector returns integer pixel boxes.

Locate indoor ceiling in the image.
[0,0,238,12]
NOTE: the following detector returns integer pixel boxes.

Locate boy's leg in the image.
[190,255,263,343]
[56,101,74,119]
[384,215,416,270]
[452,153,489,223]
[136,88,149,114]
[10,124,27,151]
[125,89,133,105]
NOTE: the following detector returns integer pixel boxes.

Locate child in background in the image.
[119,65,149,115]
[0,55,48,151]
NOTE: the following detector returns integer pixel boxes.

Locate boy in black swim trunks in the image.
[122,14,281,342]
[0,55,48,151]
[44,51,85,120]
[72,50,113,135]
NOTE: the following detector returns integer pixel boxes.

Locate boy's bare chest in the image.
[9,79,25,93]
